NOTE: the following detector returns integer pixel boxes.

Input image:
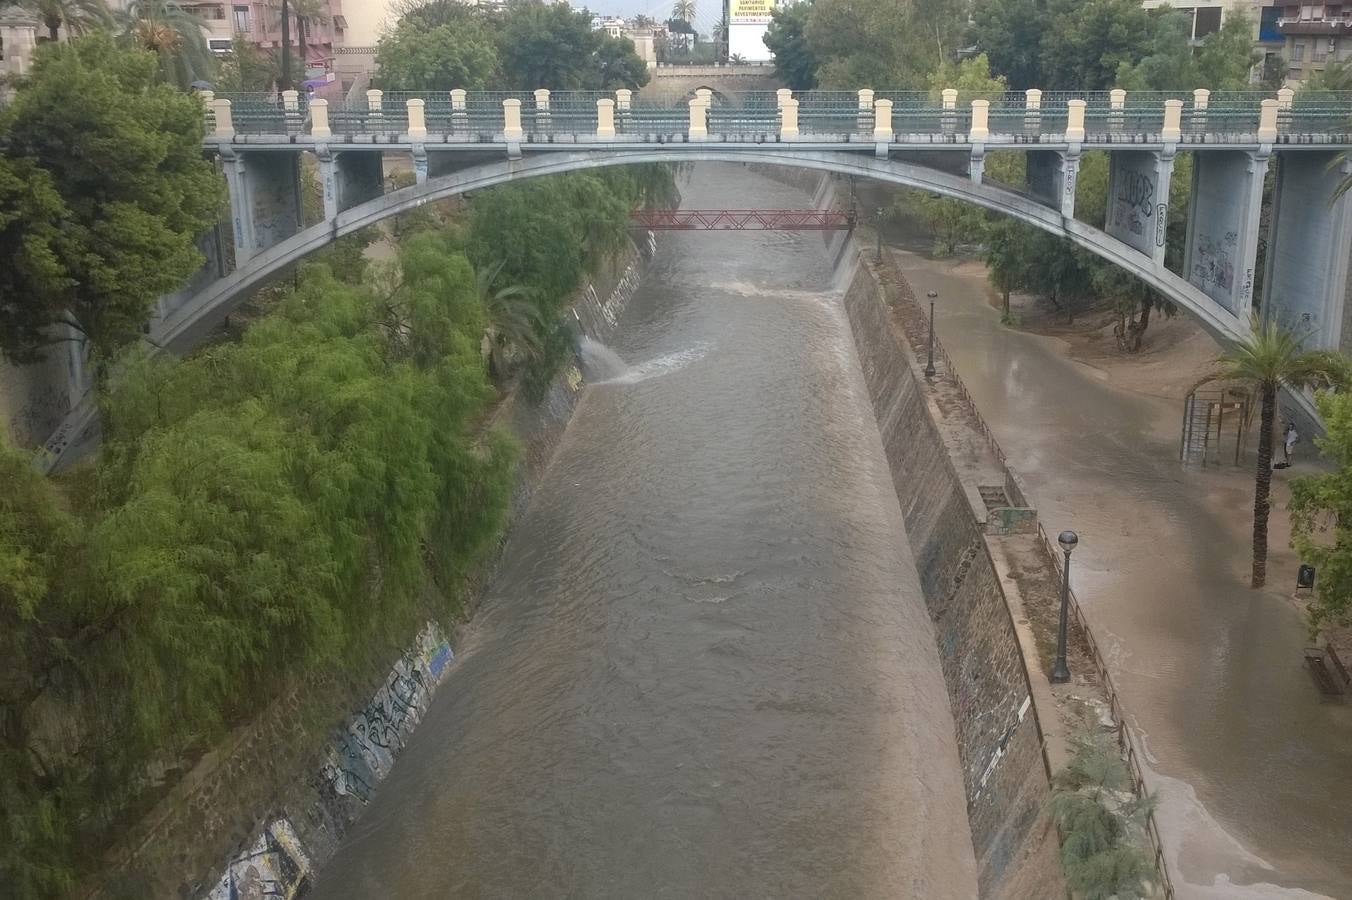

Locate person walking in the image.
[1282,421,1299,466]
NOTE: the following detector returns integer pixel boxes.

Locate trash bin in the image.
[1298,564,1316,590]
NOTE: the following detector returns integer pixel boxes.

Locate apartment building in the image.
[1278,2,1352,80]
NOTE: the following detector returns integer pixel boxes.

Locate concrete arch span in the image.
[160,149,1248,355]
[40,149,1254,472]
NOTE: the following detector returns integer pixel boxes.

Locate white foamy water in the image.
[582,337,712,386]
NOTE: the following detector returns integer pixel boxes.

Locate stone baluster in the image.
[450,89,468,129]
[941,88,958,133]
[1192,88,1210,130]
[1065,98,1086,142]
[1258,98,1279,142]
[502,97,523,140]
[1162,98,1183,142]
[1109,88,1126,131]
[873,98,893,141]
[407,98,427,140]
[1024,88,1042,133]
[534,88,551,130]
[366,88,383,117]
[310,98,331,138]
[212,98,234,138]
[688,96,708,140]
[857,88,875,133]
[970,99,989,141]
[781,97,799,139]
[615,88,632,131]
[596,98,615,139]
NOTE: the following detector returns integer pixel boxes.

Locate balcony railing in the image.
[1276,15,1352,33]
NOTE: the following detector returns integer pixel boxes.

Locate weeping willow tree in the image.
[119,0,213,88]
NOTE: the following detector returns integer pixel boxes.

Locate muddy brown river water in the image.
[307,166,977,899]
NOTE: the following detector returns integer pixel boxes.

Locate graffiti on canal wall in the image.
[201,623,454,899]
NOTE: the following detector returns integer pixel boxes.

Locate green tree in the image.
[17,0,111,41]
[1202,322,1347,588]
[119,0,214,88]
[375,20,499,91]
[1049,725,1157,900]
[982,217,1034,319]
[763,0,817,90]
[969,0,1046,90]
[927,52,1007,102]
[1038,0,1152,91]
[215,35,283,92]
[497,1,649,90]
[1290,391,1352,633]
[0,438,84,899]
[0,36,221,366]
[0,158,74,360]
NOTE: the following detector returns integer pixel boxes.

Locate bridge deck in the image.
[207,89,1352,149]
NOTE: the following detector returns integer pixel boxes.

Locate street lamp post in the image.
[1051,530,1079,684]
[924,290,938,377]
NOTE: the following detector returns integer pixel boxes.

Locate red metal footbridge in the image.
[631,208,856,230]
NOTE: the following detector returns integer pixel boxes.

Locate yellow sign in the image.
[730,0,774,23]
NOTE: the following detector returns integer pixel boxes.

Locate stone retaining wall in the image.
[842,255,1059,898]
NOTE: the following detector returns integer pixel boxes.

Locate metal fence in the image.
[209,90,1352,147]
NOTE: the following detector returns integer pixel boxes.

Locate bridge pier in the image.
[1183,150,1270,317]
[221,149,303,263]
[1262,151,1352,349]
[317,149,384,222]
[1106,149,1175,268]
[1026,150,1080,219]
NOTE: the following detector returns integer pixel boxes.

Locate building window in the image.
[1292,39,1306,61]
[1194,7,1222,38]
[233,5,249,32]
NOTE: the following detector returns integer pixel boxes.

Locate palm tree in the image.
[268,0,327,74]
[671,0,695,52]
[475,261,541,379]
[120,0,212,88]
[1202,320,1347,587]
[20,0,112,42]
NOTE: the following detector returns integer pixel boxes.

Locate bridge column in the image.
[857,89,874,133]
[1261,151,1352,349]
[596,98,615,140]
[1258,99,1279,142]
[1065,99,1086,142]
[1106,148,1175,266]
[688,97,708,141]
[366,88,383,116]
[310,98,331,138]
[221,150,302,263]
[780,97,799,140]
[873,98,893,158]
[941,88,958,133]
[1183,150,1269,316]
[1027,150,1079,219]
[317,149,384,222]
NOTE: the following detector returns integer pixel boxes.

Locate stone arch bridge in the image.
[36,86,1352,469]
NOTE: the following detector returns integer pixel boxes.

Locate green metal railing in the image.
[208,89,1352,142]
